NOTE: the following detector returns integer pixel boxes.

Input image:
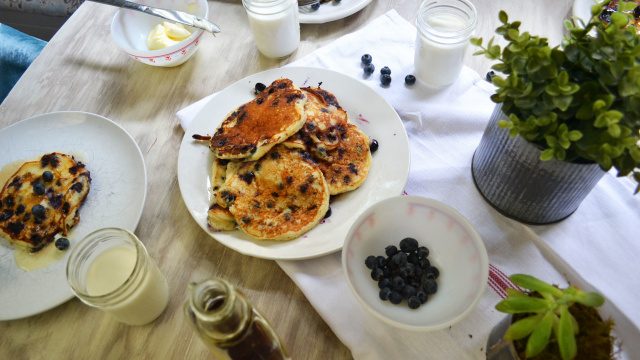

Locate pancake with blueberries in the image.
[216,145,329,241]
[207,78,307,161]
[207,158,237,231]
[0,153,91,252]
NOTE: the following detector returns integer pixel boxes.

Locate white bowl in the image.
[342,196,489,331]
[110,0,208,67]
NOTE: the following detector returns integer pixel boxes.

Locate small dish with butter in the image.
[110,0,209,67]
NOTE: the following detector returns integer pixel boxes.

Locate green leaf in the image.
[526,311,555,358]
[504,314,543,341]
[499,10,508,24]
[610,12,628,27]
[470,37,483,47]
[608,124,621,138]
[568,130,583,141]
[574,292,605,307]
[540,149,555,161]
[557,306,577,360]
[509,275,565,297]
[506,288,528,298]
[495,296,550,314]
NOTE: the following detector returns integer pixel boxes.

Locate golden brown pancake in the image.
[207,204,236,231]
[216,145,329,241]
[209,78,307,161]
[0,153,91,252]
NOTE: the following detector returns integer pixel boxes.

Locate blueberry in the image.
[380,66,391,75]
[376,256,386,268]
[369,139,379,153]
[399,265,414,278]
[379,287,392,301]
[392,252,407,267]
[32,204,46,219]
[404,74,416,85]
[485,71,496,83]
[371,267,384,281]
[365,255,377,269]
[400,237,419,253]
[15,204,25,215]
[600,8,613,23]
[414,266,423,277]
[334,0,341,3]
[392,276,405,290]
[407,253,419,265]
[426,266,440,279]
[424,279,438,295]
[417,291,428,303]
[385,245,398,257]
[55,237,70,251]
[389,291,402,304]
[635,6,640,18]
[42,171,54,182]
[378,278,392,289]
[363,63,375,75]
[311,2,320,11]
[419,257,431,269]
[5,197,14,207]
[361,54,372,65]
[417,246,430,258]
[402,285,417,299]
[408,296,421,309]
[33,182,45,196]
[254,82,266,94]
[380,74,392,86]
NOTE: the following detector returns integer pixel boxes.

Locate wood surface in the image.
[0,0,573,358]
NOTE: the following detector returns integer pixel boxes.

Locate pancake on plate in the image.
[205,78,308,161]
[0,153,91,252]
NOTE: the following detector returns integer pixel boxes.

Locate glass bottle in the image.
[185,278,290,360]
[242,0,300,59]
[414,0,478,88]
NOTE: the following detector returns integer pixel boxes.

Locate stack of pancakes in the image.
[199,78,372,241]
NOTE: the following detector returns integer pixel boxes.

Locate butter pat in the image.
[147,22,192,50]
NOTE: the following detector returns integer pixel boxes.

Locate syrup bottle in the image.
[185,278,290,360]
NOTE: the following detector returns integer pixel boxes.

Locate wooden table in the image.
[0,1,573,358]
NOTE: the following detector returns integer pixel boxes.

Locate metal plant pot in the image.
[471,105,606,224]
[486,315,519,360]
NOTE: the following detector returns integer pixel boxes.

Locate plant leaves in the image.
[557,306,577,360]
[504,314,543,341]
[526,311,555,358]
[499,10,508,24]
[495,296,550,314]
[574,292,605,307]
[509,274,563,297]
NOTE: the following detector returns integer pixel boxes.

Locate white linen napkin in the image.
[177,11,640,359]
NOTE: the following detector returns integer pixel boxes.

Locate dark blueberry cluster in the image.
[359,54,416,87]
[365,237,439,309]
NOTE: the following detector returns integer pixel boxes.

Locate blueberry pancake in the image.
[206,78,307,161]
[216,145,329,241]
[207,158,237,231]
[0,153,91,252]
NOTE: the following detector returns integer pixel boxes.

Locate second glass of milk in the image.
[66,228,169,326]
[243,0,300,59]
[414,0,477,88]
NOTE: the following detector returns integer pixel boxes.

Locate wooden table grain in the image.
[0,1,573,358]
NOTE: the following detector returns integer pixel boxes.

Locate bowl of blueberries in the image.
[342,195,488,331]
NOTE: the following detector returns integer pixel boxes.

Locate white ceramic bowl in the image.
[110,0,208,67]
[342,196,489,331]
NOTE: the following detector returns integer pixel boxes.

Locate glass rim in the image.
[187,278,238,323]
[242,0,292,15]
[416,0,478,42]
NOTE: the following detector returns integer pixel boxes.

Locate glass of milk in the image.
[414,0,477,88]
[66,228,169,326]
[242,0,300,59]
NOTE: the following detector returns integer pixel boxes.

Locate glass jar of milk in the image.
[66,228,169,326]
[242,0,300,59]
[414,0,477,88]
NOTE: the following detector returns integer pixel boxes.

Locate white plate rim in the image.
[0,111,147,320]
[177,66,410,260]
[299,0,373,24]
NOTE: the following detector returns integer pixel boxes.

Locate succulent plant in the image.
[471,3,640,193]
[495,274,605,360]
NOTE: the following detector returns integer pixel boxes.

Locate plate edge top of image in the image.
[299,0,374,24]
[0,111,147,321]
[177,66,410,261]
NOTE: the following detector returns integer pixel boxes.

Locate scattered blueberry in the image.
[42,171,54,182]
[33,182,45,196]
[369,139,379,153]
[32,204,46,219]
[365,255,377,269]
[363,63,375,76]
[55,237,70,251]
[361,54,372,65]
[405,75,416,85]
[254,82,266,94]
[311,2,320,11]
[485,71,496,83]
[380,66,391,75]
[380,74,392,86]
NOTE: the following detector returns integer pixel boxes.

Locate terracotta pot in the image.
[471,105,606,224]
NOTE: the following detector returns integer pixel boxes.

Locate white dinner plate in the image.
[299,0,373,24]
[0,112,147,320]
[178,66,410,260]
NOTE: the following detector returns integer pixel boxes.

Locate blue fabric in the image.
[0,23,46,103]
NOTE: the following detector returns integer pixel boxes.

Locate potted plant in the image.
[486,274,613,360]
[470,3,640,224]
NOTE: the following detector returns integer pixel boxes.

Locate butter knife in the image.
[89,0,221,34]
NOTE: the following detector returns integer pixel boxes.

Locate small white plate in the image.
[178,66,410,260]
[0,112,147,320]
[299,0,373,24]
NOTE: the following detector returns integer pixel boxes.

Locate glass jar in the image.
[242,0,300,59]
[66,228,169,326]
[414,0,477,88]
[185,278,290,360]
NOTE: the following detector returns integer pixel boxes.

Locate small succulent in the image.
[496,274,605,360]
[472,4,640,193]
